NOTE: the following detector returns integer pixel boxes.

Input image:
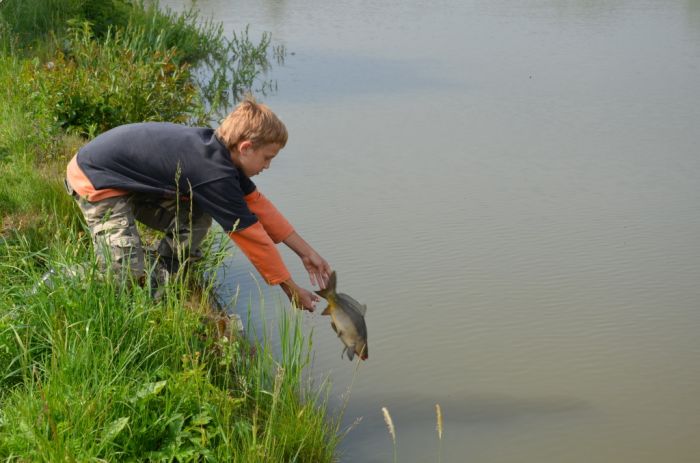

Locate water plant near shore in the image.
[378,404,447,463]
[436,403,444,463]
[382,406,398,463]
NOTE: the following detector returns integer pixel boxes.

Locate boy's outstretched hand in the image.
[283,231,332,291]
[280,279,319,311]
[302,250,331,290]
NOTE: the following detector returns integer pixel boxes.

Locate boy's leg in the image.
[130,195,212,271]
[74,195,145,282]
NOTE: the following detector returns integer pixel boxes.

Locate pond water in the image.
[163,1,700,461]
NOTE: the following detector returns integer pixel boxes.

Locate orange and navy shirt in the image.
[67,122,293,285]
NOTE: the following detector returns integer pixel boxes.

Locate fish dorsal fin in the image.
[315,271,337,299]
[321,305,332,316]
[358,304,367,316]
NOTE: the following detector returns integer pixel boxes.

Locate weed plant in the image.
[27,21,202,137]
[0,0,283,122]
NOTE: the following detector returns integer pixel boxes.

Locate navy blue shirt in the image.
[77,122,257,232]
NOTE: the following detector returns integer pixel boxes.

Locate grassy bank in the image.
[0,232,340,461]
[0,1,339,461]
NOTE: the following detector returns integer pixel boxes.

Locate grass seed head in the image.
[381,406,396,444]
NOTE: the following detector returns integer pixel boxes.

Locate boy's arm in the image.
[244,188,331,289]
[228,223,320,311]
[228,223,290,285]
[243,189,294,242]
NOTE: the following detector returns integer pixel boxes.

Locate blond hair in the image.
[215,97,288,151]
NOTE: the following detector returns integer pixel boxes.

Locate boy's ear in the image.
[238,140,253,154]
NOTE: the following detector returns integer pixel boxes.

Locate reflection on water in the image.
[164,0,700,461]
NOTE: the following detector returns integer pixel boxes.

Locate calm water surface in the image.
[164,1,700,461]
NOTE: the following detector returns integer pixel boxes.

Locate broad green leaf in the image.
[102,416,129,442]
[190,412,212,426]
[131,380,167,402]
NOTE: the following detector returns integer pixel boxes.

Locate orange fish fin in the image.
[321,305,332,316]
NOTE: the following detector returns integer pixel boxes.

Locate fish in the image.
[315,271,369,361]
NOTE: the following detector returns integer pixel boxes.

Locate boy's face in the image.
[235,141,281,177]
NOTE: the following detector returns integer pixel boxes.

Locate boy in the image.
[65,98,330,310]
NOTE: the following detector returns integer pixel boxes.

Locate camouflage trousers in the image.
[66,180,212,280]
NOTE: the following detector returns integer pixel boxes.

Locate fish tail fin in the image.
[314,270,337,299]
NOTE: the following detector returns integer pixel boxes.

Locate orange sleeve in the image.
[243,189,294,243]
[229,222,291,285]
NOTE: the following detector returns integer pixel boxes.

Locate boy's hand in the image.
[301,250,331,289]
[282,232,332,289]
[280,278,319,311]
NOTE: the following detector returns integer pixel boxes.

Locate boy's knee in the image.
[131,196,176,232]
[86,200,145,279]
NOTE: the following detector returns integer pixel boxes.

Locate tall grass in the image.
[0,0,86,46]
[0,222,339,461]
[0,52,86,250]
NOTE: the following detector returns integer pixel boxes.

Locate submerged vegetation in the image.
[0,0,338,460]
